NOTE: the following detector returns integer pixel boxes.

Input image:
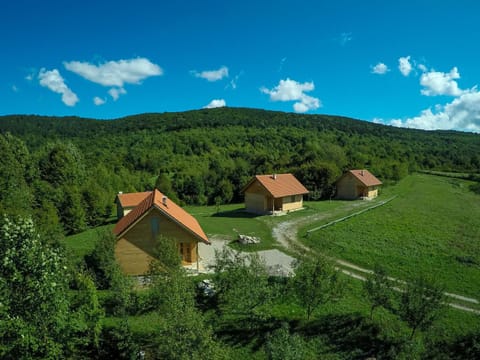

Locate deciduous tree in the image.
[291,257,343,320]
[397,276,445,339]
[364,263,393,318]
[0,216,70,358]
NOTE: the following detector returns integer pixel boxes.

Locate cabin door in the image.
[179,242,192,263]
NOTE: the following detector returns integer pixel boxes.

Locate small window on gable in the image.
[151,217,160,238]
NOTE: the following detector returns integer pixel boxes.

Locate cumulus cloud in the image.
[38,68,79,106]
[386,89,480,132]
[371,62,389,75]
[420,67,464,96]
[203,99,226,109]
[260,78,321,113]
[398,56,413,76]
[192,66,229,82]
[64,57,162,87]
[93,96,106,105]
[108,87,127,101]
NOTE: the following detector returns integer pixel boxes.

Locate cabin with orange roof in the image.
[242,173,309,214]
[113,189,210,275]
[335,169,382,200]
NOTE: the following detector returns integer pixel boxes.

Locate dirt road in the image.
[271,202,480,314]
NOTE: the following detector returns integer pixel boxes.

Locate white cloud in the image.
[93,96,106,105]
[64,57,162,87]
[38,68,79,106]
[386,89,480,132]
[261,78,321,113]
[371,62,389,75]
[203,99,226,109]
[108,87,127,101]
[417,63,428,72]
[420,67,464,96]
[192,66,229,82]
[226,71,243,90]
[398,56,413,76]
[12,85,18,92]
[339,32,352,46]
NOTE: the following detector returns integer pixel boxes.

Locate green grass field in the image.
[64,224,114,258]
[303,174,480,298]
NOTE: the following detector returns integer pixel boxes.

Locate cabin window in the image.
[151,217,160,238]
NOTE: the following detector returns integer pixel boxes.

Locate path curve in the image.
[271,202,480,312]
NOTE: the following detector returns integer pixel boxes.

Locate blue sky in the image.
[2,0,480,132]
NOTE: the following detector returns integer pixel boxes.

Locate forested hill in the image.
[1,107,479,235]
[1,107,478,140]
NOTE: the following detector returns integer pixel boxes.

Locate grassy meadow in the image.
[303,173,480,298]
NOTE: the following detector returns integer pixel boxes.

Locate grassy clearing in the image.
[185,204,276,251]
[64,224,113,258]
[303,174,480,298]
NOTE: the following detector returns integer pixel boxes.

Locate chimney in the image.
[273,173,277,180]
[162,195,168,206]
[360,170,364,176]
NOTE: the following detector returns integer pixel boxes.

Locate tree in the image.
[0,133,33,216]
[265,323,312,360]
[148,264,228,359]
[397,276,445,339]
[149,235,182,274]
[85,229,121,290]
[212,247,271,318]
[0,215,70,358]
[155,173,179,203]
[67,272,104,357]
[291,257,343,320]
[38,141,86,187]
[59,186,87,235]
[363,264,393,318]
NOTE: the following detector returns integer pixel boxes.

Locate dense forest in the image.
[1,107,479,236]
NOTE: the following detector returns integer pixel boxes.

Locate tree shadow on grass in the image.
[215,312,406,358]
[425,332,480,360]
[212,208,261,219]
[215,316,297,351]
[298,312,404,359]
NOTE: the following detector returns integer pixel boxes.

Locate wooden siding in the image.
[336,173,360,199]
[115,207,200,275]
[281,195,304,211]
[245,181,270,213]
[336,173,380,199]
[366,188,379,198]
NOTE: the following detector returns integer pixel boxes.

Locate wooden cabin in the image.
[336,169,382,200]
[242,173,309,214]
[113,189,210,275]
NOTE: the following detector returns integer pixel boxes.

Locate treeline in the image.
[1,107,480,235]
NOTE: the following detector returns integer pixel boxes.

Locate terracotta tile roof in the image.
[116,191,152,207]
[244,173,309,198]
[113,189,210,244]
[347,169,382,186]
